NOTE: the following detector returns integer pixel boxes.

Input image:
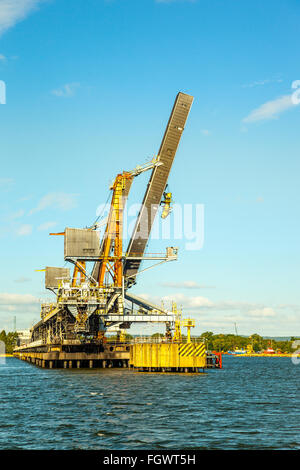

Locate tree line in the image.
[200,332,299,353]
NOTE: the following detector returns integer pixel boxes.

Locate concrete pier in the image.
[13,344,130,369]
[13,342,221,371]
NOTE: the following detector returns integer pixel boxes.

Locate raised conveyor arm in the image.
[124,92,193,286]
[125,291,168,314]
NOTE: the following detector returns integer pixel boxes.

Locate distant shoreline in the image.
[229,353,295,358]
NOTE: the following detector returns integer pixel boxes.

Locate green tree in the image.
[0,330,18,354]
[0,330,6,343]
[201,331,214,349]
[5,332,18,353]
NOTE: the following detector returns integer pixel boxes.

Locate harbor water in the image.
[0,356,299,450]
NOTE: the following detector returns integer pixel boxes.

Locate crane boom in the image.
[91,158,162,286]
[124,92,193,286]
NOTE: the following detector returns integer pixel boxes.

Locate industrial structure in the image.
[14,92,222,372]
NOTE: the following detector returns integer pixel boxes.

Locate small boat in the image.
[263,348,275,354]
[227,347,247,355]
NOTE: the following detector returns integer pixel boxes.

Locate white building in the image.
[16,330,31,346]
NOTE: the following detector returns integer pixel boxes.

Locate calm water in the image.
[0,356,299,450]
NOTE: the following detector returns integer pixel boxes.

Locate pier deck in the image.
[14,341,130,369]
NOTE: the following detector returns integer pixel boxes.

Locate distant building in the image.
[16,330,31,346]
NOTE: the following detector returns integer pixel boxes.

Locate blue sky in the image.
[0,0,300,335]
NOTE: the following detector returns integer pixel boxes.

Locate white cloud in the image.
[242,78,283,88]
[16,224,32,236]
[138,292,214,309]
[0,53,6,61]
[161,280,215,289]
[248,307,276,318]
[130,291,300,334]
[215,300,265,311]
[138,292,272,314]
[18,194,33,202]
[30,192,78,214]
[0,177,14,189]
[162,293,214,308]
[0,292,40,330]
[14,276,31,283]
[38,221,57,231]
[0,0,44,36]
[200,129,211,136]
[243,94,298,123]
[10,209,25,219]
[0,293,39,305]
[51,82,80,98]
[184,296,214,308]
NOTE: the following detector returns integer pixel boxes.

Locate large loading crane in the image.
[30,92,194,346]
[124,92,193,286]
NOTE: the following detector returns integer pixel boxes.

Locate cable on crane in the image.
[90,189,111,229]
